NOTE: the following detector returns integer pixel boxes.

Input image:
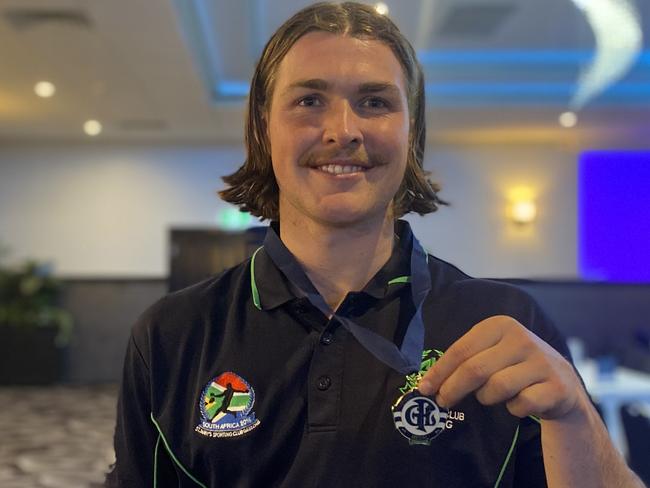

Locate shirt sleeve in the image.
[105,334,177,487]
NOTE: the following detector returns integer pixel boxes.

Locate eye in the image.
[297,95,323,107]
[360,97,389,109]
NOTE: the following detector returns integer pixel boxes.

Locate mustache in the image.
[297,148,388,168]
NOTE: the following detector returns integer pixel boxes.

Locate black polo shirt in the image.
[106,220,570,488]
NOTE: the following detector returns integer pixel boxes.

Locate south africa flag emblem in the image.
[195,372,261,438]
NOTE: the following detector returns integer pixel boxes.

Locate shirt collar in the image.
[250,220,415,310]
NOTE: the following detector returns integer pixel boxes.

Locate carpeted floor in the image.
[0,385,117,488]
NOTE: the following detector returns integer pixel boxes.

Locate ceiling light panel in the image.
[171,0,650,108]
[569,0,643,109]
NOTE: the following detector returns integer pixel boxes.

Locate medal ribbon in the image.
[262,222,431,375]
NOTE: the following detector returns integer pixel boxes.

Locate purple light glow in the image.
[579,151,650,282]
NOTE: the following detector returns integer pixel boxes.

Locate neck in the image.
[279,211,395,311]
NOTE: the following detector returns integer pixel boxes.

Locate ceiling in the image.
[0,0,648,146]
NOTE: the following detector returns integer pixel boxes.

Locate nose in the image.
[321,100,363,148]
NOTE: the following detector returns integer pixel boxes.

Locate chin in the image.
[310,203,389,228]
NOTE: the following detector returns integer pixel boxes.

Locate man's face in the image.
[266,31,410,227]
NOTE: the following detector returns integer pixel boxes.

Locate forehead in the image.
[274,31,407,93]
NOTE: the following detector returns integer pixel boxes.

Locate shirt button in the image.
[294,303,309,314]
[320,332,334,345]
[316,375,332,391]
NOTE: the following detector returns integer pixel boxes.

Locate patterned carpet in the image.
[0,385,117,488]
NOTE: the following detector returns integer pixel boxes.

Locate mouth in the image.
[311,159,371,176]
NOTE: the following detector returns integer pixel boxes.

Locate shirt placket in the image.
[306,315,346,432]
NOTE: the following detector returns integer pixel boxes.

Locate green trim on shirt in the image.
[150,413,207,488]
[388,275,411,285]
[494,424,520,488]
[250,246,263,310]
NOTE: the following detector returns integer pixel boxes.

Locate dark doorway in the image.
[169,227,267,292]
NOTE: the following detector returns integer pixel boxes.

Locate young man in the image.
[107,2,642,487]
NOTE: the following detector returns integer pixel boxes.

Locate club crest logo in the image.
[392,349,466,444]
[194,372,261,438]
[392,389,448,445]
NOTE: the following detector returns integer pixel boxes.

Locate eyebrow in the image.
[285,79,329,92]
[358,82,401,96]
[283,79,402,97]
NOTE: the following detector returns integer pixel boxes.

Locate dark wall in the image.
[59,277,650,383]
[61,279,167,383]
[504,280,650,370]
[59,227,267,384]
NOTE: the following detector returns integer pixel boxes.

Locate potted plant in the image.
[0,246,72,385]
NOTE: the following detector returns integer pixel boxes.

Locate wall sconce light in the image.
[510,199,537,225]
[507,187,537,225]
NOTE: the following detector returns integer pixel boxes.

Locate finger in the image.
[475,360,547,406]
[433,337,529,407]
[418,316,509,395]
[505,382,551,418]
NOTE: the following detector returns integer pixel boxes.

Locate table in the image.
[576,360,650,458]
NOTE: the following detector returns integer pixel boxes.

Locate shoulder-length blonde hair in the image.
[219,1,446,220]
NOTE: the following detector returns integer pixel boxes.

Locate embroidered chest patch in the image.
[195,372,261,438]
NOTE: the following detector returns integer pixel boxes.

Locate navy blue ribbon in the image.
[263,222,430,375]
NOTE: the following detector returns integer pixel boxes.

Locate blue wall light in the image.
[579,151,650,282]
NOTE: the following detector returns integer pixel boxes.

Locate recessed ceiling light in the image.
[559,111,578,128]
[375,2,389,15]
[34,81,56,98]
[83,119,102,136]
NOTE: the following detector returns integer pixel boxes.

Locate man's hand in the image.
[417,315,582,420]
